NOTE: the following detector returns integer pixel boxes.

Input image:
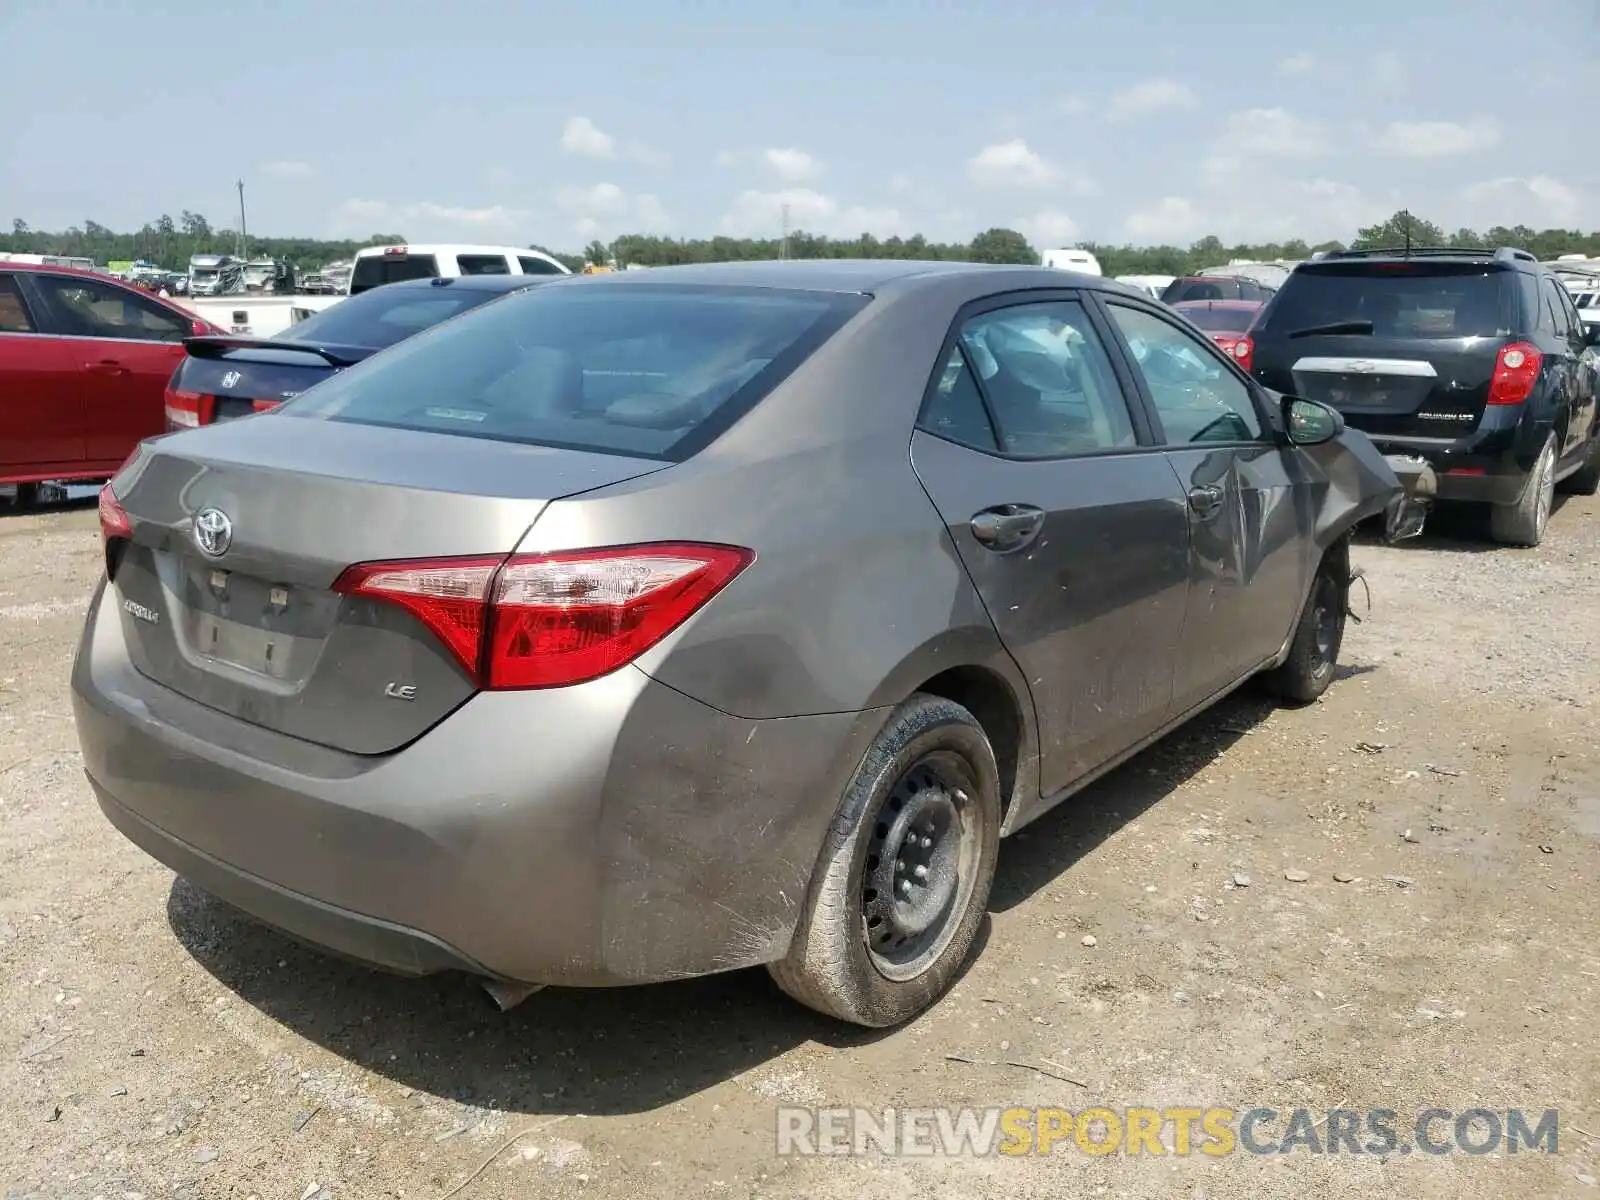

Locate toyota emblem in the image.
[193,508,233,558]
[1348,360,1375,373]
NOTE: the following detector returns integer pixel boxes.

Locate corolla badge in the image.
[220,370,241,388]
[193,507,233,558]
[1347,361,1376,373]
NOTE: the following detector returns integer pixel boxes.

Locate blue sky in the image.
[3,0,1593,250]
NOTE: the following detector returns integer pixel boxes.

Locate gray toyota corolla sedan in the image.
[72,260,1429,1028]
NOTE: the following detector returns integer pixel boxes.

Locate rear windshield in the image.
[348,253,441,295]
[278,283,868,460]
[1162,278,1245,303]
[1176,304,1258,332]
[1258,263,1519,339]
[281,285,508,349]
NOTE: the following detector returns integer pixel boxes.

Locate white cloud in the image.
[330,198,530,239]
[1460,175,1585,227]
[554,183,672,238]
[260,160,311,177]
[1123,197,1204,243]
[1014,209,1079,245]
[763,148,822,183]
[1119,177,1391,246]
[560,116,615,159]
[1199,107,1329,186]
[1106,79,1196,123]
[1369,51,1406,92]
[1375,119,1501,159]
[967,140,1061,188]
[1276,53,1315,76]
[718,188,903,239]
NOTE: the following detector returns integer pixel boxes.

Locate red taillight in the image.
[1487,341,1541,405]
[97,484,131,546]
[332,543,754,690]
[252,399,282,413]
[164,385,215,430]
[1224,334,1252,372]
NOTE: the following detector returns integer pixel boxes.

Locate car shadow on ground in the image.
[987,679,1376,911]
[164,673,1376,1117]
[1352,498,1578,555]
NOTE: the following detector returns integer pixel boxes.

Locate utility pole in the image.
[237,179,248,259]
[780,203,790,260]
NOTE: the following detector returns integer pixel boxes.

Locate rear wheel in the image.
[1489,435,1556,547]
[768,693,1001,1027]
[1262,543,1348,705]
[1558,432,1600,497]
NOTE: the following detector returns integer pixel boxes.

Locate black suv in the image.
[1249,247,1600,546]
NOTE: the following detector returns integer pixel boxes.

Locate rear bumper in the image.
[71,579,885,987]
[1364,431,1533,507]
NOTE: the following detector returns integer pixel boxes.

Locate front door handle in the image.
[1188,484,1225,517]
[970,504,1045,551]
[88,359,129,376]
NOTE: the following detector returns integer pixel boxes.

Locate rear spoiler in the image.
[182,335,368,368]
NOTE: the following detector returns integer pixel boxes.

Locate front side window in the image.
[922,300,1139,458]
[518,256,567,276]
[1106,303,1265,444]
[34,275,188,341]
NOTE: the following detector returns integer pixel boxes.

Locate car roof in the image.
[377,275,549,294]
[2,261,115,280]
[549,258,1124,295]
[1172,298,1262,309]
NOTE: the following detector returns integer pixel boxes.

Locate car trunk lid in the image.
[106,416,667,754]
[1275,337,1502,437]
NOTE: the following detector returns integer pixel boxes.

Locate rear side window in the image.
[0,275,35,332]
[1257,263,1518,339]
[282,288,506,349]
[518,256,567,276]
[348,253,441,295]
[1542,277,1575,339]
[281,284,868,460]
[457,254,511,276]
[922,300,1138,458]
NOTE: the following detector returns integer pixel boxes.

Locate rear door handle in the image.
[970,504,1045,551]
[88,360,129,376]
[1188,484,1225,517]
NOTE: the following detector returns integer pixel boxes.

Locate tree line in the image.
[5,210,1597,278]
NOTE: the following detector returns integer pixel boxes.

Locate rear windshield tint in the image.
[1162,278,1245,303]
[278,283,869,460]
[1176,305,1258,332]
[1258,263,1519,339]
[348,253,441,295]
[282,286,507,349]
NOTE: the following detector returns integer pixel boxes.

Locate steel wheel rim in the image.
[861,751,982,982]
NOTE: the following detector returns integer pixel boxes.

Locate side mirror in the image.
[1283,396,1343,446]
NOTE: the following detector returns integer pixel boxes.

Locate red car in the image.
[0,263,218,503]
[1170,299,1264,371]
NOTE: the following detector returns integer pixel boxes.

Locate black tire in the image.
[768,693,1001,1027]
[1489,435,1556,547]
[1558,432,1600,497]
[1262,541,1349,705]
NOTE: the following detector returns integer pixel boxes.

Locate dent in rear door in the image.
[909,295,1190,798]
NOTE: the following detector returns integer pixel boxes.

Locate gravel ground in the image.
[2,493,1598,1200]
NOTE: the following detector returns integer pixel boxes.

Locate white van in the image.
[347,244,570,295]
[1040,247,1103,275]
